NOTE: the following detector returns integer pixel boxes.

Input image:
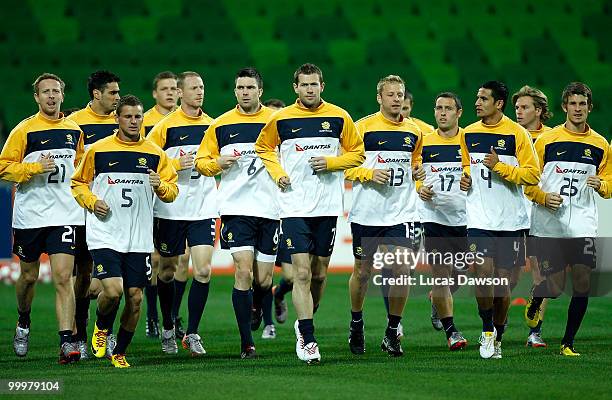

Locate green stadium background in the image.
[1,0,611,141]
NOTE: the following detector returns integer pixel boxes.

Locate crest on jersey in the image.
[584,148,592,157]
[161,243,168,251]
[497,139,505,149]
[66,134,74,144]
[138,158,147,166]
[469,243,477,252]
[404,136,412,145]
[355,247,363,256]
[228,232,233,241]
[286,238,293,248]
[96,264,104,273]
[321,121,331,130]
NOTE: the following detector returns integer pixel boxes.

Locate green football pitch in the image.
[1,274,611,399]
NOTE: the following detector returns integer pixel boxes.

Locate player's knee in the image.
[234,266,252,287]
[158,261,176,281]
[104,284,124,302]
[193,264,211,282]
[257,274,273,289]
[311,270,326,285]
[52,268,73,287]
[294,268,312,284]
[127,288,143,308]
[20,269,39,285]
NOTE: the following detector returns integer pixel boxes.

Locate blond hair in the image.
[512,85,553,122]
[377,75,405,96]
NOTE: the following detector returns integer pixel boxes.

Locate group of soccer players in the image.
[1,61,609,367]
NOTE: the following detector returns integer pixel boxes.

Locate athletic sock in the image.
[386,314,401,337]
[74,297,90,341]
[145,283,159,320]
[274,278,293,300]
[530,319,543,334]
[298,319,316,345]
[351,310,364,330]
[478,307,494,332]
[17,309,31,329]
[113,327,134,355]
[441,316,457,339]
[381,268,392,313]
[262,286,273,326]
[232,288,254,348]
[494,324,505,342]
[157,277,175,331]
[562,295,589,346]
[252,282,266,312]
[186,280,210,335]
[107,303,120,334]
[172,279,187,320]
[59,330,73,346]
[96,304,117,331]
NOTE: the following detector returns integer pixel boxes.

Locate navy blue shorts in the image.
[535,237,596,275]
[351,222,418,259]
[280,217,338,257]
[13,225,76,263]
[220,215,279,261]
[154,218,216,257]
[467,229,522,269]
[275,232,292,266]
[73,225,92,276]
[423,222,467,254]
[90,249,151,288]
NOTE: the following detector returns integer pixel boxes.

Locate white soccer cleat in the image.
[397,322,404,339]
[294,320,305,361]
[492,341,502,359]
[262,324,276,339]
[303,342,321,364]
[13,326,30,357]
[105,334,116,359]
[161,328,178,354]
[478,328,496,359]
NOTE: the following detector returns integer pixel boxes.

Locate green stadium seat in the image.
[144,0,181,18]
[249,40,289,70]
[328,39,366,69]
[118,17,158,45]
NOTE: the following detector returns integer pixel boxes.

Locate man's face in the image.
[234,77,262,110]
[94,82,120,114]
[475,88,500,118]
[179,76,204,109]
[514,96,540,129]
[153,78,178,109]
[116,105,143,139]
[293,73,324,108]
[34,79,64,117]
[435,97,462,130]
[563,94,590,125]
[377,83,404,118]
[400,98,412,118]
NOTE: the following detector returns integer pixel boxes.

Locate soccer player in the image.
[262,98,293,328]
[255,63,365,364]
[0,73,84,363]
[67,70,121,357]
[418,92,468,350]
[401,90,434,135]
[71,94,178,368]
[459,81,540,359]
[345,75,422,357]
[140,71,178,339]
[512,85,553,348]
[524,82,611,356]
[147,71,217,356]
[196,67,277,357]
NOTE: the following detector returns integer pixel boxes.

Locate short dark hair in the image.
[116,95,143,116]
[562,82,593,107]
[153,71,177,91]
[177,71,202,89]
[263,98,285,109]
[481,81,509,111]
[293,63,323,85]
[87,70,120,100]
[404,90,414,104]
[435,92,463,110]
[235,67,263,89]
[33,73,65,94]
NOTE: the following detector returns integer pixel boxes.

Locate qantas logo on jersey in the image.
[295,144,331,151]
[430,165,462,173]
[555,165,587,175]
[107,176,145,185]
[48,154,73,159]
[470,157,483,165]
[376,155,410,163]
[233,149,256,156]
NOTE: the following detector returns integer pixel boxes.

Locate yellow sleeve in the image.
[524,136,547,205]
[70,147,98,212]
[0,126,44,183]
[344,128,373,182]
[411,132,423,169]
[147,123,181,171]
[74,130,85,168]
[155,151,179,202]
[326,115,365,171]
[492,129,540,185]
[255,117,287,183]
[596,143,612,198]
[460,129,471,176]
[195,124,222,177]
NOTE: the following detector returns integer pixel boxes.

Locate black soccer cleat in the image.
[240,345,258,359]
[251,307,263,331]
[174,317,185,339]
[145,318,160,339]
[348,325,365,355]
[381,333,403,357]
